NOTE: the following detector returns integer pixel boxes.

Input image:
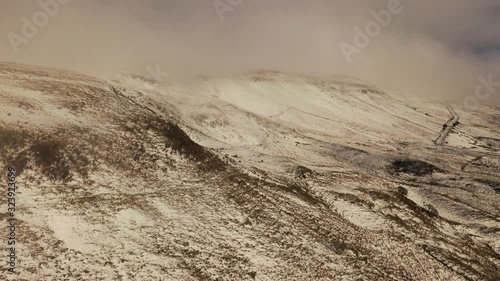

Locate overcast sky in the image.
[0,0,499,102]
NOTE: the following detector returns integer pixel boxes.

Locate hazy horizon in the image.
[1,0,499,103]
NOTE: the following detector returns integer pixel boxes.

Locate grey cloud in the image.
[0,0,499,103]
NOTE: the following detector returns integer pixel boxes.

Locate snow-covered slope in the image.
[1,63,499,280]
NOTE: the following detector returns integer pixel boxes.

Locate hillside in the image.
[1,62,499,280]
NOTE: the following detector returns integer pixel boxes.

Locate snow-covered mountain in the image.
[1,62,499,280]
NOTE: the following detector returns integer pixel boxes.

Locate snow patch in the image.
[47,214,102,254]
[332,199,387,230]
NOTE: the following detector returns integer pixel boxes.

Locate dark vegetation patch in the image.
[0,126,28,149]
[2,126,94,181]
[463,236,500,263]
[0,62,100,84]
[393,192,438,223]
[4,110,226,183]
[0,212,9,221]
[478,226,500,235]
[141,116,227,172]
[427,180,452,188]
[30,136,91,181]
[473,137,500,150]
[290,165,314,179]
[397,186,408,196]
[279,184,327,207]
[359,87,383,95]
[325,240,353,254]
[474,179,500,194]
[388,159,443,176]
[335,190,375,209]
[8,153,29,176]
[224,172,271,208]
[368,190,437,227]
[368,190,393,202]
[31,139,70,181]
[420,244,500,281]
[476,137,500,147]
[385,214,411,230]
[0,127,31,175]
[486,115,500,129]
[368,190,438,228]
[424,204,439,217]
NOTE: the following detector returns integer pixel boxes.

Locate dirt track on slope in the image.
[435,105,459,145]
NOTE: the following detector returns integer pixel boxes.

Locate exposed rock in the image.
[389,159,443,176]
[290,165,314,179]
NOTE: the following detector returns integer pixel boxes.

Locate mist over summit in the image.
[1,1,500,280]
[1,0,499,103]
